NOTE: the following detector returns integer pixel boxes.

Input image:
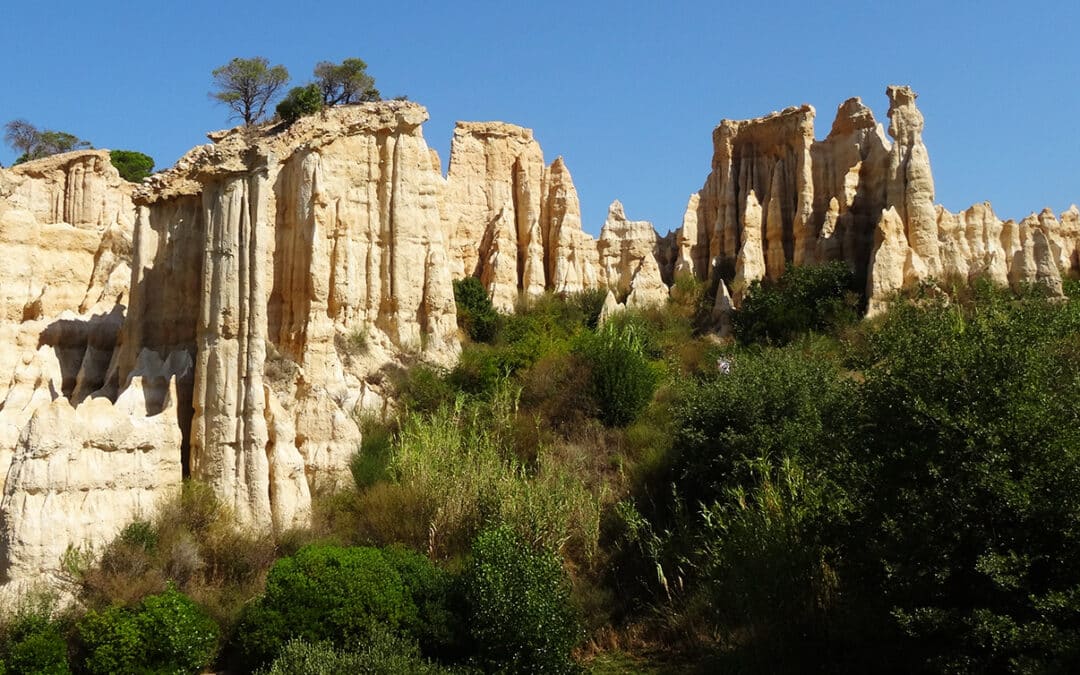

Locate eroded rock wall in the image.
[125,102,459,534]
[0,151,168,581]
[679,85,1078,311]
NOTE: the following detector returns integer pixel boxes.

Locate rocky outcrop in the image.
[677,86,1078,310]
[0,151,142,581]
[441,123,664,312]
[2,88,1077,588]
[597,201,669,308]
[0,350,186,582]
[124,102,459,533]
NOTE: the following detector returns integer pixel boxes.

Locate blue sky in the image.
[2,1,1078,234]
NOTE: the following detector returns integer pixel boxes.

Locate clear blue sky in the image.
[3,0,1078,235]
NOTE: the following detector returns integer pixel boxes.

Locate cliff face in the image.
[125,102,459,533]
[0,151,175,582]
[679,86,1078,311]
[440,122,662,312]
[0,89,1076,586]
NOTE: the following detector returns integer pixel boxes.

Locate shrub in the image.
[350,419,394,489]
[667,347,857,509]
[231,545,412,668]
[2,612,70,675]
[462,526,580,673]
[397,364,454,414]
[261,628,449,675]
[108,150,154,182]
[453,277,498,343]
[573,322,659,427]
[841,285,1080,671]
[276,84,324,125]
[378,546,458,657]
[77,586,219,674]
[733,262,859,345]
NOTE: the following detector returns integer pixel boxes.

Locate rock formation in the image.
[0,87,1076,587]
[440,122,664,312]
[123,102,459,534]
[0,150,151,580]
[677,85,1079,312]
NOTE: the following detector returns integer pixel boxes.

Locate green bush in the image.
[261,628,449,675]
[350,420,395,489]
[841,285,1080,671]
[453,277,498,343]
[77,586,218,674]
[462,526,580,673]
[378,546,458,657]
[573,322,658,427]
[2,612,70,675]
[397,364,455,414]
[232,545,414,669]
[276,84,324,125]
[733,262,859,345]
[108,150,154,182]
[668,347,857,509]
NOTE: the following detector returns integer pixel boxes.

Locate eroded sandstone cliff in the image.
[0,88,1075,587]
[680,85,1078,313]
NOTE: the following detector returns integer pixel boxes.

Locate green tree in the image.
[844,285,1080,671]
[573,321,659,427]
[452,277,498,343]
[314,58,380,105]
[108,150,154,182]
[276,84,324,125]
[211,57,290,125]
[4,120,90,164]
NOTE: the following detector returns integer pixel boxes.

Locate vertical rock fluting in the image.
[597,201,669,308]
[679,86,1077,310]
[0,151,189,583]
[441,123,666,311]
[125,102,458,534]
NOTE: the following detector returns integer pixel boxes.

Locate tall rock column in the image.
[190,161,279,530]
[885,85,939,276]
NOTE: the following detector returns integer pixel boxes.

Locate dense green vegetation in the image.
[4,269,1078,673]
[108,150,155,182]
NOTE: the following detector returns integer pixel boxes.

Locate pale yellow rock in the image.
[597,201,668,308]
[866,207,909,317]
[711,279,734,337]
[0,349,185,582]
[674,194,701,277]
[542,158,600,293]
[127,102,460,532]
[597,289,623,325]
[732,191,766,306]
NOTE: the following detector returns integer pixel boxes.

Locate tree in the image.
[210,57,290,125]
[109,150,155,182]
[4,119,38,157]
[314,58,380,106]
[276,84,323,125]
[4,119,90,164]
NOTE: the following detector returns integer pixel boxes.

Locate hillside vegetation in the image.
[2,270,1079,674]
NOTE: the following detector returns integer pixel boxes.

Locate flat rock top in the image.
[136,101,430,204]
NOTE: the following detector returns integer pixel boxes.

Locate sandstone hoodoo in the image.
[0,86,1076,587]
[680,85,1078,313]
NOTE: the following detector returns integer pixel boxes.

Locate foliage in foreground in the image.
[733,261,859,345]
[620,280,1080,672]
[231,543,452,670]
[463,525,581,673]
[77,585,219,675]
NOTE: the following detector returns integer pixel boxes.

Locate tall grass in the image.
[389,382,603,563]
